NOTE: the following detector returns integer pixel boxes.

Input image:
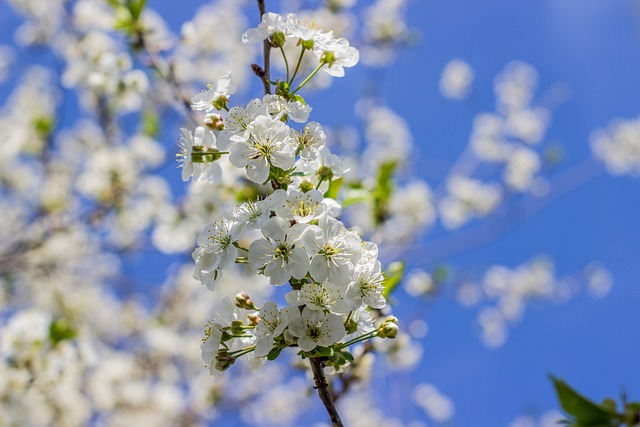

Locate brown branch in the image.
[309,357,344,427]
[257,0,271,94]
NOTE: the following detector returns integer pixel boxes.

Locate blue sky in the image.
[2,1,640,426]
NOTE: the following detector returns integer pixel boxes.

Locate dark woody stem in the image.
[257,0,272,95]
[310,357,345,427]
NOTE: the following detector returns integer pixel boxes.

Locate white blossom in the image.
[177,126,223,183]
[301,216,362,286]
[191,72,236,113]
[285,280,350,314]
[193,219,245,290]
[241,12,286,44]
[254,302,297,357]
[345,261,386,309]
[287,307,345,351]
[229,115,295,183]
[249,216,309,286]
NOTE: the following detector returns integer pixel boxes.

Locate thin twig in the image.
[309,358,344,427]
[257,0,271,94]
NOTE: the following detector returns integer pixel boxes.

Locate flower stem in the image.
[280,46,290,83]
[289,45,306,85]
[310,357,344,427]
[337,330,379,350]
[229,345,256,357]
[292,63,325,94]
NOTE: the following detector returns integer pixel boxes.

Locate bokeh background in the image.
[1,0,639,426]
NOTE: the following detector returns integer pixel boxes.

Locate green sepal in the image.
[314,346,334,357]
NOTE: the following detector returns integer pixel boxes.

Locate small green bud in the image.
[270,31,286,48]
[378,316,400,339]
[385,315,399,325]
[378,321,399,339]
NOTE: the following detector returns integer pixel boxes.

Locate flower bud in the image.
[378,316,400,339]
[235,292,257,310]
[378,322,399,339]
[385,315,399,325]
[204,113,224,131]
[248,313,260,326]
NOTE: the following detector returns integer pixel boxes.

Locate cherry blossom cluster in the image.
[177,13,398,377]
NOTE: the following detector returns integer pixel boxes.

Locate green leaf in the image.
[127,0,147,20]
[550,375,619,425]
[325,177,343,200]
[267,347,283,361]
[373,161,397,224]
[342,189,372,207]
[49,318,76,346]
[141,109,160,137]
[382,261,405,298]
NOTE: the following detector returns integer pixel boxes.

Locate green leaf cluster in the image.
[550,375,639,426]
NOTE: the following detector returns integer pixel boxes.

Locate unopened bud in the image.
[248,313,260,326]
[378,316,399,339]
[235,292,257,310]
[385,315,399,325]
[204,113,224,131]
